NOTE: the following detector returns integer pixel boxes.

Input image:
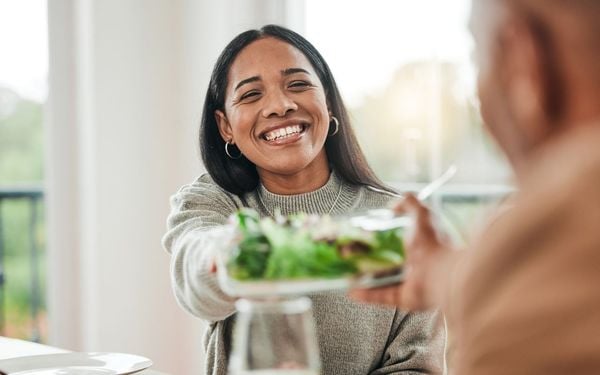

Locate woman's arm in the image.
[162,175,241,322]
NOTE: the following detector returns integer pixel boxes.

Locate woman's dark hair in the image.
[200,24,394,196]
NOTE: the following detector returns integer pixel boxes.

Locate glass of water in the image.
[229,297,321,375]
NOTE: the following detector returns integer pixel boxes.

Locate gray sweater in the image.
[162,171,445,375]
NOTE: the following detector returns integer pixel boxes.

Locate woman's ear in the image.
[215,110,233,142]
[327,105,334,120]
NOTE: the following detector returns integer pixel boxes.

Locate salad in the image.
[225,208,406,281]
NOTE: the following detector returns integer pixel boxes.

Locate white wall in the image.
[45,1,304,374]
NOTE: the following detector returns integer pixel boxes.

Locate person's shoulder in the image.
[179,173,229,195]
[358,184,401,208]
[364,185,402,198]
[171,173,241,210]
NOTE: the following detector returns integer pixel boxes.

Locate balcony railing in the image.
[0,186,44,342]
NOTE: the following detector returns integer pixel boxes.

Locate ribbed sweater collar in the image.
[256,171,357,216]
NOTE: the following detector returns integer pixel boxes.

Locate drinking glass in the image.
[228,297,321,375]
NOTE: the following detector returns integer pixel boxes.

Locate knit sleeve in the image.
[162,174,241,322]
[371,310,446,375]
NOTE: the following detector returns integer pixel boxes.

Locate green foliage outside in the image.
[0,87,46,341]
[0,90,44,183]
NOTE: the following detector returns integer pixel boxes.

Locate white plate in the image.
[217,261,404,298]
[216,211,409,298]
[0,352,152,375]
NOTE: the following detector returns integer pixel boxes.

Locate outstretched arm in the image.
[162,176,241,322]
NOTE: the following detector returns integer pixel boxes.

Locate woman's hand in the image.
[350,193,458,311]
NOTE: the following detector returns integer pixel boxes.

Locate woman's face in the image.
[216,37,330,180]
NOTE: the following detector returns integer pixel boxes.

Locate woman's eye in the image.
[289,81,312,90]
[239,91,261,101]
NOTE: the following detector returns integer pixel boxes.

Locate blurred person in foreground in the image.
[352,0,600,374]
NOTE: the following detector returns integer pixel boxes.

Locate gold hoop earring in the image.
[328,116,339,137]
[225,141,242,159]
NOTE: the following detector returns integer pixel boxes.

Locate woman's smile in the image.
[259,121,309,145]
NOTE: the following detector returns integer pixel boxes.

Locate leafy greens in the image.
[226,208,405,281]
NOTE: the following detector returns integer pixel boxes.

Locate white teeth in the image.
[264,125,303,141]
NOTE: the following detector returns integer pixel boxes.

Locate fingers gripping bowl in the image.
[217,209,409,297]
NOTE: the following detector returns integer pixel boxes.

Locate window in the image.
[0,0,48,342]
[304,0,512,239]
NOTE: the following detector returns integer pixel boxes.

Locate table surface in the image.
[0,336,169,375]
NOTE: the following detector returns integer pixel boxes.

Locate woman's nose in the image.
[261,89,298,118]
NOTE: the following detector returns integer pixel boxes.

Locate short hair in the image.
[199,24,393,196]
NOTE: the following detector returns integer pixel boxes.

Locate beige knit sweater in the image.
[162,171,445,375]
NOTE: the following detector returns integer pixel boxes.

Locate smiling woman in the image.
[199,25,395,198]
[162,24,445,375]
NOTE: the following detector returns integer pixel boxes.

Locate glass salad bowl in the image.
[216,208,410,298]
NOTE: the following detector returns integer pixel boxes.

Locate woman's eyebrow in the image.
[234,68,309,91]
[234,76,261,91]
[282,68,310,76]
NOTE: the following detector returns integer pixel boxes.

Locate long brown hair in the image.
[199,24,394,195]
